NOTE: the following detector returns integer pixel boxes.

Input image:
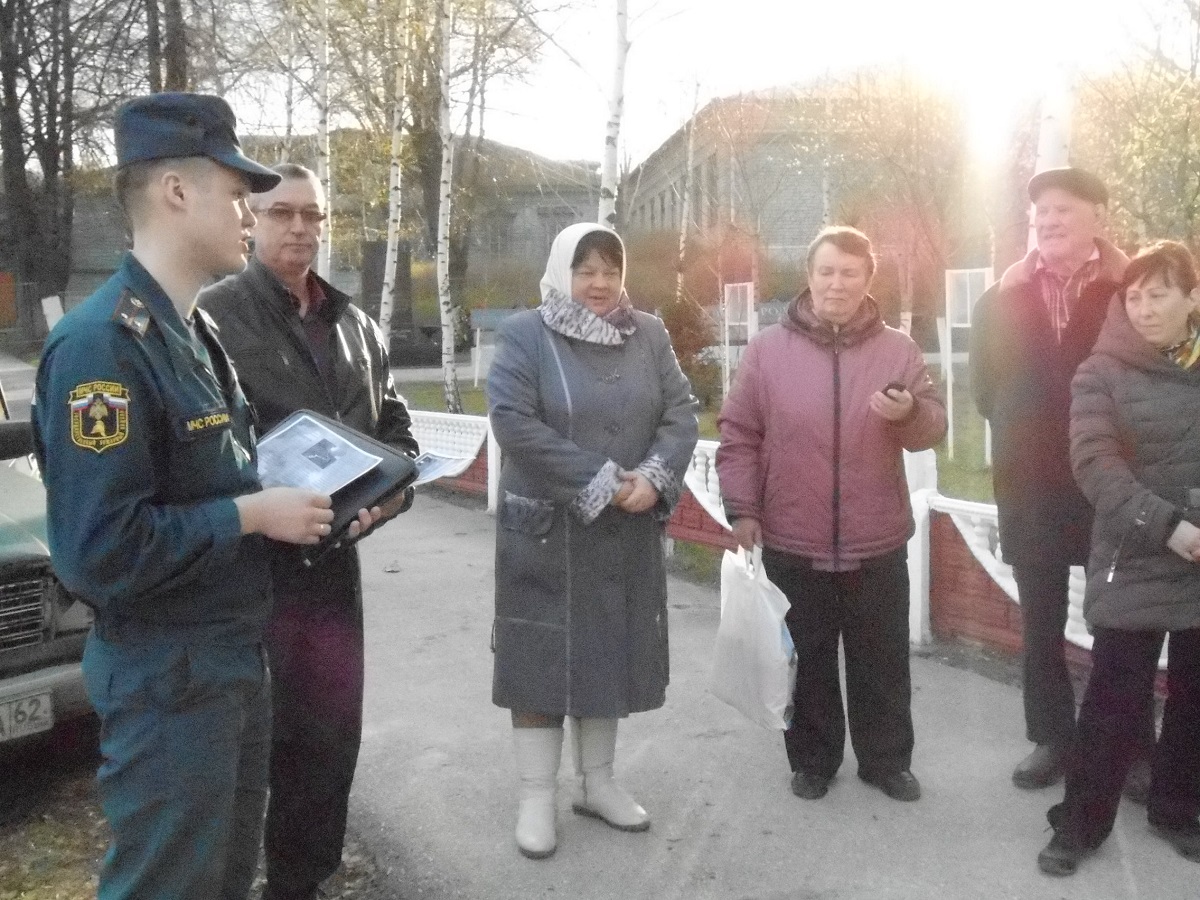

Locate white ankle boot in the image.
[513,726,563,859]
[570,717,650,832]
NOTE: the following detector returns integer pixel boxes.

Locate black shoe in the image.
[1150,820,1200,862]
[858,769,921,801]
[1122,756,1152,805]
[790,770,832,800]
[1013,744,1067,790]
[1038,829,1089,876]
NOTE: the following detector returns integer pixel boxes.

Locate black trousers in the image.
[263,550,365,900]
[1053,627,1200,848]
[763,546,913,779]
[1012,562,1078,746]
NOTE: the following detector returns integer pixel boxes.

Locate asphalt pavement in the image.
[351,491,1197,900]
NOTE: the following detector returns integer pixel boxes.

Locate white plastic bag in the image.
[709,547,798,730]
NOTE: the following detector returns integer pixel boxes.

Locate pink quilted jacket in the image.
[716,293,946,565]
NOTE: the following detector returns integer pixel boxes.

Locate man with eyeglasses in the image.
[200,162,418,900]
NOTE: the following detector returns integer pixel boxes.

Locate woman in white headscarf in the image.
[486,223,698,860]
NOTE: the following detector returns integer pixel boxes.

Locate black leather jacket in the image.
[199,259,419,580]
[200,258,418,454]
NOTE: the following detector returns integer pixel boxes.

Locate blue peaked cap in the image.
[115,93,281,193]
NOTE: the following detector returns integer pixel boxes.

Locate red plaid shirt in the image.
[1034,246,1101,343]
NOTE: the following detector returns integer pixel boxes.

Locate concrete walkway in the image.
[351,492,1196,900]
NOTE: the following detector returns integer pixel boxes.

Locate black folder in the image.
[256,409,418,566]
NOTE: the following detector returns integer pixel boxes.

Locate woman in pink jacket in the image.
[717,226,946,803]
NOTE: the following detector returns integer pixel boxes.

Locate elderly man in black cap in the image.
[31,93,378,900]
[970,167,1155,795]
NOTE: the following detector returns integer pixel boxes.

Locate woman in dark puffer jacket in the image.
[1038,241,1200,876]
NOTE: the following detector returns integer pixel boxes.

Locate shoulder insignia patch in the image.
[112,289,151,336]
[69,382,130,453]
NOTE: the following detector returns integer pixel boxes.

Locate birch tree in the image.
[597,0,627,228]
[377,0,409,340]
[316,0,332,278]
[674,82,698,305]
[436,0,464,412]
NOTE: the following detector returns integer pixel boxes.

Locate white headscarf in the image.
[537,222,636,346]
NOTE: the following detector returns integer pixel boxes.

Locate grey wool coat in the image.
[1070,296,1200,632]
[487,297,699,718]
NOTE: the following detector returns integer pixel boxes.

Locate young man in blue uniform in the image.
[200,164,418,900]
[31,93,373,900]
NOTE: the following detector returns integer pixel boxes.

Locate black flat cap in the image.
[1028,166,1108,206]
[115,93,281,193]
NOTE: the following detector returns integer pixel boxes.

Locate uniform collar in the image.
[118,253,215,378]
[119,252,192,340]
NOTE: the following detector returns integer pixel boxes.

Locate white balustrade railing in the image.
[410,410,489,460]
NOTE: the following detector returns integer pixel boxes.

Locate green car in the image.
[0,421,93,747]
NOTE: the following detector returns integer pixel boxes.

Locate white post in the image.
[486,418,501,514]
[938,311,953,460]
[473,327,482,387]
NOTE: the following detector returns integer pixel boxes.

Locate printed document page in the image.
[257,413,382,494]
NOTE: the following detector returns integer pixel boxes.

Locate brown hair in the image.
[805,226,876,278]
[1121,240,1199,296]
[114,157,211,230]
[571,229,624,273]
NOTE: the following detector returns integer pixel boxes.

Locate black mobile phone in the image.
[883,381,907,397]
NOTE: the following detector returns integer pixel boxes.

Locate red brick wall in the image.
[437,447,489,496]
[929,511,1167,693]
[929,512,1023,655]
[666,490,738,551]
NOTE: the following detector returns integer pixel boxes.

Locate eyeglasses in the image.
[255,205,328,226]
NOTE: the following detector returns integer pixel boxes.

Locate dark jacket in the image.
[969,240,1128,570]
[717,292,946,565]
[1070,297,1200,631]
[487,305,699,717]
[33,253,268,638]
[199,259,418,583]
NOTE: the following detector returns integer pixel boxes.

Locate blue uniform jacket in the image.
[32,253,270,639]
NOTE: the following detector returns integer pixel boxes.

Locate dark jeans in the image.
[1052,627,1200,847]
[763,546,913,779]
[1012,562,1077,746]
[263,551,365,900]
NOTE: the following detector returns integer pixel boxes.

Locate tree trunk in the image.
[145,0,162,92]
[598,0,627,228]
[316,0,332,278]
[162,0,186,90]
[436,0,462,413]
[675,87,697,306]
[378,0,408,343]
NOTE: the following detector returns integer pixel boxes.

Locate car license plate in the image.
[0,692,53,742]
